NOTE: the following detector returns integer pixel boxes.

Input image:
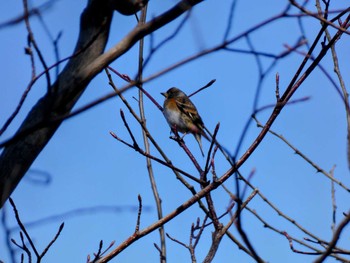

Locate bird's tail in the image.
[194,133,205,157]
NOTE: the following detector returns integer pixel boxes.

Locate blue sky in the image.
[1,0,350,262]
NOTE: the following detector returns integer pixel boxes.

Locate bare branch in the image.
[0,0,204,207]
[9,198,39,258]
[40,222,64,258]
[314,212,350,262]
[253,116,350,192]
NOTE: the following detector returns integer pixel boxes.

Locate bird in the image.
[161,87,210,156]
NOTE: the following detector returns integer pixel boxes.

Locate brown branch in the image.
[0,0,204,207]
[169,130,204,175]
[9,198,64,262]
[105,68,209,197]
[120,109,140,149]
[188,79,216,98]
[143,9,192,69]
[245,207,349,261]
[23,0,52,92]
[109,131,203,184]
[162,216,208,262]
[153,243,167,262]
[253,116,350,192]
[192,216,208,249]
[329,166,337,234]
[40,222,64,258]
[234,170,349,261]
[0,3,293,149]
[9,198,39,258]
[135,195,143,234]
[11,232,32,262]
[95,12,350,262]
[314,212,350,262]
[90,240,116,263]
[203,189,261,263]
[0,53,73,137]
[289,1,350,34]
[0,0,114,207]
[283,232,321,255]
[136,6,167,261]
[315,0,350,170]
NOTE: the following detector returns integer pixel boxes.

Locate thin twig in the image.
[203,189,261,263]
[222,0,238,41]
[137,5,167,261]
[289,1,350,34]
[0,3,292,147]
[135,195,142,234]
[9,198,39,258]
[253,116,350,192]
[188,79,216,98]
[23,0,51,92]
[109,131,203,184]
[143,9,192,69]
[315,0,350,170]
[40,222,64,258]
[314,211,350,262]
[329,166,337,234]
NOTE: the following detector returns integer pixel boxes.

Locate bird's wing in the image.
[175,97,204,126]
[176,97,211,141]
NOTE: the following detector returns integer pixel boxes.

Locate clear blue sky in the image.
[1,0,349,262]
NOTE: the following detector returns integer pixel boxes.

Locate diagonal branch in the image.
[0,0,203,208]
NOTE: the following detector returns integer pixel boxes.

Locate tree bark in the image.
[0,0,203,207]
[0,0,113,207]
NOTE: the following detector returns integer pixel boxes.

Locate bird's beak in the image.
[161,92,167,98]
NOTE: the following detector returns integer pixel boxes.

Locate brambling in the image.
[161,87,210,156]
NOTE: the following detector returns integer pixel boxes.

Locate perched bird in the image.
[161,87,210,156]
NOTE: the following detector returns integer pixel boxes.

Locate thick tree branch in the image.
[0,0,202,207]
[0,0,113,207]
